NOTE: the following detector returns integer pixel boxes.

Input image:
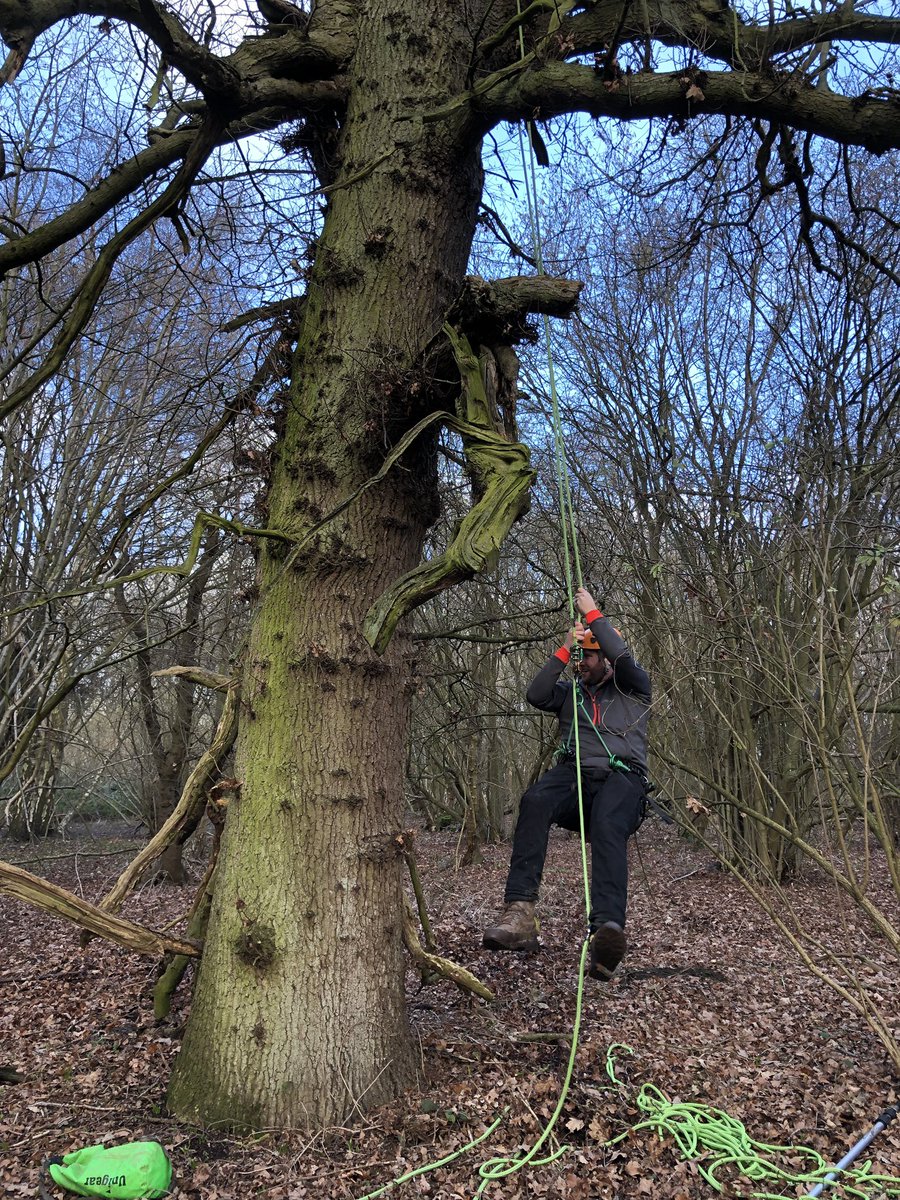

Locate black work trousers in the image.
[503,761,645,930]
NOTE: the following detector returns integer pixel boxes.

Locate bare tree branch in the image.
[0,116,224,421]
[0,97,340,276]
[469,62,900,154]
[0,860,200,956]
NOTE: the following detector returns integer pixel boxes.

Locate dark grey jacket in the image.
[526,614,651,774]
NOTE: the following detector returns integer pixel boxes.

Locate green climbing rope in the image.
[603,1045,900,1199]
[459,18,597,1196]
[358,17,596,1198]
[600,1041,900,1200]
[473,938,590,1196]
[362,10,607,1198]
[356,1035,900,1199]
[355,1115,505,1200]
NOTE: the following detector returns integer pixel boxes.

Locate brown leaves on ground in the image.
[1,826,898,1198]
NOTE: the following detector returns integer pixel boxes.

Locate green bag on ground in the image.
[45,1141,172,1198]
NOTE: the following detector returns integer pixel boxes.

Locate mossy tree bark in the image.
[168,3,486,1129]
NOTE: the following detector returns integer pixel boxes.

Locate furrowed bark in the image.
[167,0,489,1130]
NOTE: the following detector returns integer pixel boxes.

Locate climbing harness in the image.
[560,679,640,775]
[553,681,656,828]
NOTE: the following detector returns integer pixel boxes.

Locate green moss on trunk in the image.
[168,0,487,1130]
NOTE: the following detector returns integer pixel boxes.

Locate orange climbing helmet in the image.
[580,624,622,653]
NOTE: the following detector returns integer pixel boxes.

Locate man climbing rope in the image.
[483,587,651,980]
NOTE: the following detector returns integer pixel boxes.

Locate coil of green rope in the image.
[604,1045,900,1199]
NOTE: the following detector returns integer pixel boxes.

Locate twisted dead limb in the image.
[363,278,582,653]
[364,325,536,653]
[96,668,239,918]
[0,861,198,957]
[401,896,494,1002]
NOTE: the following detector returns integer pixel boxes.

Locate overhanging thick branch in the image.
[474,62,900,154]
[0,118,223,421]
[566,2,900,67]
[0,127,197,276]
[0,0,353,98]
[0,98,338,276]
[221,296,306,333]
[0,0,238,96]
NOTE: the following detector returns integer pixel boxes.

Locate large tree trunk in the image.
[168,1,484,1128]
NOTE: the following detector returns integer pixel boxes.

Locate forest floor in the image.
[1,822,898,1199]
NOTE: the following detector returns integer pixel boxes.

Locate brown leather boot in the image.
[588,921,626,980]
[482,901,540,951]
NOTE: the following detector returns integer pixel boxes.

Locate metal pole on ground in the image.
[807,1105,898,1197]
